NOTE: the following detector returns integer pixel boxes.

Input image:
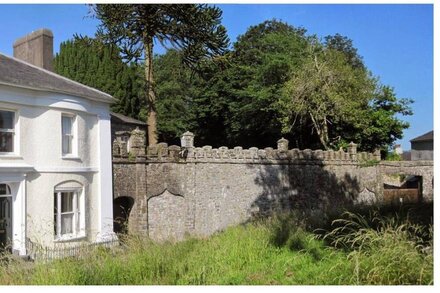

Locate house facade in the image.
[0,29,115,255]
[410,130,433,161]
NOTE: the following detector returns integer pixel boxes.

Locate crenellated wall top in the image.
[112,130,380,164]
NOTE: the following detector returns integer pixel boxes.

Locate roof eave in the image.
[410,138,433,143]
[0,80,116,104]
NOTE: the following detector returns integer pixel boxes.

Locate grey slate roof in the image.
[410,130,433,142]
[0,52,115,103]
[110,112,147,126]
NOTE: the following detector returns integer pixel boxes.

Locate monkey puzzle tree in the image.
[92,4,229,145]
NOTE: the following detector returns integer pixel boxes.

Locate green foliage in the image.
[269,216,325,261]
[153,50,200,143]
[93,4,229,66]
[324,33,365,70]
[324,211,433,285]
[0,206,432,285]
[151,19,412,151]
[92,3,229,144]
[385,151,402,161]
[191,20,312,148]
[280,36,412,151]
[359,159,380,167]
[281,41,374,149]
[353,85,413,151]
[53,38,145,120]
[59,14,412,151]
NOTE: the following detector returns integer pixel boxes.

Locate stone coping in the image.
[113,143,380,164]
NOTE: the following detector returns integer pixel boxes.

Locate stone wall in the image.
[112,131,433,241]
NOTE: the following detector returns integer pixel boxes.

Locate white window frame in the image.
[0,108,19,156]
[54,187,86,241]
[61,113,78,158]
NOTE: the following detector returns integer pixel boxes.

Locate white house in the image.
[0,29,116,256]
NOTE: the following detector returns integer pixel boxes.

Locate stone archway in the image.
[113,196,135,235]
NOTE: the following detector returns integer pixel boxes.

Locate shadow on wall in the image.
[247,154,363,229]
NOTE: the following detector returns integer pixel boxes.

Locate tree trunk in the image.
[310,113,330,150]
[321,115,329,149]
[145,38,158,146]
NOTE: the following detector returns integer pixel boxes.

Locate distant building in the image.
[410,130,433,161]
[402,151,411,161]
[110,112,147,145]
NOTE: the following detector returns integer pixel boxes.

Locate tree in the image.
[324,33,365,70]
[92,4,229,145]
[128,18,412,152]
[54,38,144,119]
[354,85,413,151]
[190,20,310,148]
[153,49,201,144]
[281,38,412,151]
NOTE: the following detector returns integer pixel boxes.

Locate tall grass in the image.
[323,211,433,285]
[0,207,433,285]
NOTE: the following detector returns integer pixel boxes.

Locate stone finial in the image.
[277,137,289,152]
[181,131,194,148]
[120,140,128,157]
[112,139,120,156]
[129,127,146,156]
[374,149,381,161]
[348,142,357,160]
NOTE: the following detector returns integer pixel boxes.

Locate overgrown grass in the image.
[323,210,433,285]
[0,206,433,285]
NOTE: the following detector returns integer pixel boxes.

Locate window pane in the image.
[62,116,72,135]
[0,110,14,129]
[0,132,13,152]
[54,193,58,235]
[62,116,73,154]
[61,214,73,234]
[62,135,72,154]
[76,211,80,233]
[0,184,11,195]
[61,192,74,213]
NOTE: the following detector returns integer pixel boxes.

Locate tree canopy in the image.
[91,4,229,145]
[186,19,412,151]
[57,14,412,153]
[53,37,144,118]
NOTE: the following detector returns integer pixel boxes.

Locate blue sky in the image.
[0,3,433,150]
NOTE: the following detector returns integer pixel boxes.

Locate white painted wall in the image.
[0,84,115,253]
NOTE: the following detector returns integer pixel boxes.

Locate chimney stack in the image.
[13,28,54,71]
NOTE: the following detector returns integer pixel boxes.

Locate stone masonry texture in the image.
[112,132,434,241]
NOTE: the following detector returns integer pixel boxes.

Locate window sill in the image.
[54,233,87,243]
[0,153,22,159]
[61,155,82,161]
